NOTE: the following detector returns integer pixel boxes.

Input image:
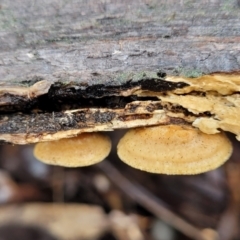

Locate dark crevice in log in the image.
[0,103,212,135]
[0,95,160,113]
[49,77,189,98]
[50,78,146,98]
[164,103,212,118]
[0,77,190,113]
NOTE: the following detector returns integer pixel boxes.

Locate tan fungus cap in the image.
[117,125,232,175]
[34,133,111,167]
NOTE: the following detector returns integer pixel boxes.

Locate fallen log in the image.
[0,0,240,144]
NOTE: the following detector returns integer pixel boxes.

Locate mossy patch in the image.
[115,70,163,83]
[176,68,203,78]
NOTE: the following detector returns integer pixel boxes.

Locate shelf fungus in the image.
[0,71,240,174]
[117,125,233,175]
[34,133,111,167]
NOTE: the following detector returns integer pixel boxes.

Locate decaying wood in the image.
[0,73,240,144]
[0,0,240,144]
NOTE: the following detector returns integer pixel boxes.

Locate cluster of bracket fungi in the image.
[1,71,240,175]
[34,125,232,175]
[117,125,232,175]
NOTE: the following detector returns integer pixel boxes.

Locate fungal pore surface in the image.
[117,125,233,175]
[34,133,111,167]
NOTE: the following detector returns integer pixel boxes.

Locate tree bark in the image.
[0,0,240,144]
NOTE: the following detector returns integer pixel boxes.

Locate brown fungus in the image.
[117,125,233,175]
[34,133,111,167]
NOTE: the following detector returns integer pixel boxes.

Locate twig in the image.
[97,160,208,240]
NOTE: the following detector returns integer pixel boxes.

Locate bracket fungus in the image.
[117,125,233,175]
[1,71,239,174]
[33,133,111,167]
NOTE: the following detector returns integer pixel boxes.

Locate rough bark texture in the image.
[0,0,240,143]
[1,0,240,84]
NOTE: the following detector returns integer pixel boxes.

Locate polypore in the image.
[0,71,239,174]
[117,125,233,175]
[34,133,111,167]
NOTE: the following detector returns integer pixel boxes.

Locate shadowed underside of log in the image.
[0,0,240,144]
